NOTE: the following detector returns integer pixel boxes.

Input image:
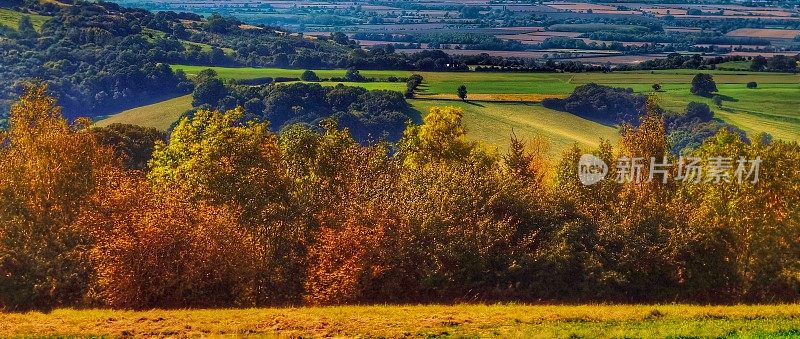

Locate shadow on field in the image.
[716,94,739,102]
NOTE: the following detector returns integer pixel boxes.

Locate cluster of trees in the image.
[0,2,474,122]
[0,2,195,120]
[750,55,798,72]
[191,71,414,143]
[2,85,797,311]
[543,83,745,154]
[473,60,612,73]
[351,32,527,51]
[632,54,740,71]
[628,54,799,73]
[580,31,770,47]
[691,74,719,97]
[542,84,647,125]
[405,74,423,98]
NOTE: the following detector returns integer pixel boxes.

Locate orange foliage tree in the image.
[0,84,116,310]
[79,174,261,309]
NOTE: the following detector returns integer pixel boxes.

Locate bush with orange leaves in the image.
[304,203,414,305]
[79,174,262,309]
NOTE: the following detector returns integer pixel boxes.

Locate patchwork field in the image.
[726,28,800,39]
[110,66,800,149]
[2,304,799,337]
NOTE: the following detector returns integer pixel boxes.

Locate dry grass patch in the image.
[1,304,798,338]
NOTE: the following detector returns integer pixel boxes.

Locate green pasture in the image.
[95,95,193,131]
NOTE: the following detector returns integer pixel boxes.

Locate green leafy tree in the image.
[345,68,366,82]
[457,85,468,101]
[713,95,723,108]
[750,56,768,71]
[17,16,36,37]
[399,106,478,168]
[301,70,320,82]
[690,73,718,97]
[192,71,226,107]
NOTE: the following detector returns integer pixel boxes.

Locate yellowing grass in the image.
[418,93,564,102]
[411,100,620,156]
[2,304,798,338]
[95,94,192,131]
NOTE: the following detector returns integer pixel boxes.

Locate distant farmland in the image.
[101,66,800,148]
[726,28,800,39]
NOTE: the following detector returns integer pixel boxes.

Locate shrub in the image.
[301,70,320,82]
[82,176,262,309]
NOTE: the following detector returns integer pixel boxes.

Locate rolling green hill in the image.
[411,99,619,155]
[94,95,192,131]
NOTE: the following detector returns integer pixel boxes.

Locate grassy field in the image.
[95,95,192,131]
[716,60,753,71]
[2,304,798,337]
[0,8,49,31]
[411,99,619,155]
[652,83,800,141]
[119,66,800,146]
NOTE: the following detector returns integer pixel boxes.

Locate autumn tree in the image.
[677,130,800,300]
[399,106,482,168]
[0,84,116,310]
[148,107,299,304]
[80,174,262,309]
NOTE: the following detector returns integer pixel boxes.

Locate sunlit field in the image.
[3,304,798,337]
[95,94,193,130]
[410,99,620,154]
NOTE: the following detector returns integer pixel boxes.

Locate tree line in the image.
[0,84,797,311]
[190,70,415,143]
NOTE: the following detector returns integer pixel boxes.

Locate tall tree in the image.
[0,84,116,310]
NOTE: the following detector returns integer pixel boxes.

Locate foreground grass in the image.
[2,304,799,337]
